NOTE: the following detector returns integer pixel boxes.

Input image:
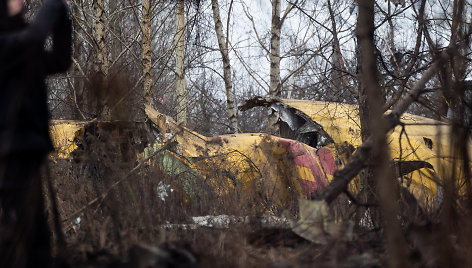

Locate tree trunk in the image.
[357,1,406,266]
[328,0,353,102]
[109,0,123,65]
[142,0,153,107]
[268,0,281,134]
[92,0,110,120]
[175,0,187,125]
[92,0,109,76]
[356,0,375,227]
[211,0,238,133]
[70,1,88,119]
[287,53,298,99]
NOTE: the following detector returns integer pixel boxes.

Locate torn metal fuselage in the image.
[271,102,334,149]
[240,97,472,210]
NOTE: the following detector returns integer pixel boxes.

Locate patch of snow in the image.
[157,181,174,201]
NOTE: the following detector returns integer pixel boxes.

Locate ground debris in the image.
[161,214,290,230]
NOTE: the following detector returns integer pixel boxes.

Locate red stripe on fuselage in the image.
[279,139,330,194]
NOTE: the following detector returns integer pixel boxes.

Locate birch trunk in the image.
[92,0,110,119]
[211,0,238,133]
[92,0,109,76]
[286,53,297,99]
[142,0,153,107]
[109,0,122,64]
[175,0,187,125]
[268,0,281,134]
[71,1,87,119]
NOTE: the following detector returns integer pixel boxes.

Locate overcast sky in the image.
[187,0,459,102]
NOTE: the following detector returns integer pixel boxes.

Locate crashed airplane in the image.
[49,98,469,212]
[241,97,472,209]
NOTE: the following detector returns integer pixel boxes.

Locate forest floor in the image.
[49,158,386,268]
[63,228,384,268]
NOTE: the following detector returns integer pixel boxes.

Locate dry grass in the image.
[44,122,325,267]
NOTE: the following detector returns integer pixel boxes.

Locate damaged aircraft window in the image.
[423,137,433,150]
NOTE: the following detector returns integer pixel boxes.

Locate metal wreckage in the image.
[48,97,470,234]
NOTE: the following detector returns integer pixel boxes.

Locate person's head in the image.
[0,0,25,32]
[7,0,24,17]
[0,0,23,17]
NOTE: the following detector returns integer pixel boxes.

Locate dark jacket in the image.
[0,0,72,156]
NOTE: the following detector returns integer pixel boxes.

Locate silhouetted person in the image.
[0,0,71,267]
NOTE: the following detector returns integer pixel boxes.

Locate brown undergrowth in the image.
[44,120,472,267]
[44,122,323,267]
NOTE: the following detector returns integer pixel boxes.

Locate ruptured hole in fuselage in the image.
[278,117,331,149]
[423,137,433,150]
[273,103,334,149]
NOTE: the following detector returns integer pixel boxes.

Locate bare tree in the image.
[92,0,109,77]
[211,0,238,133]
[240,0,299,133]
[91,0,112,120]
[267,0,282,133]
[327,0,357,100]
[357,0,406,266]
[175,0,187,125]
[142,0,153,107]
